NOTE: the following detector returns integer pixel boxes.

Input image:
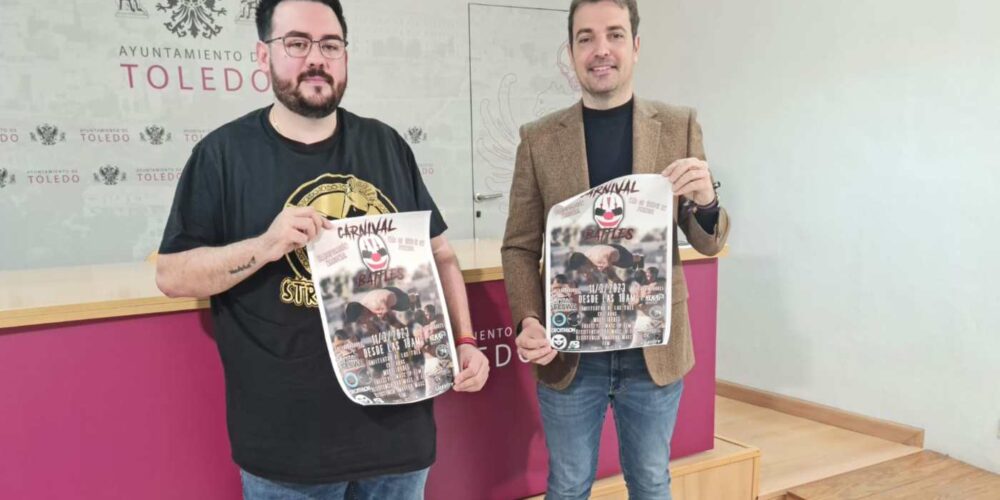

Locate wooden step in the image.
[715,396,922,498]
[786,451,1000,499]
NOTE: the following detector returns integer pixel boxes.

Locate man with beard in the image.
[502,1,730,498]
[155,1,489,498]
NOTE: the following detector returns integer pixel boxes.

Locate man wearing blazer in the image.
[501,1,730,499]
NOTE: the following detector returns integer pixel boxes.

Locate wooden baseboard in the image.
[716,380,924,447]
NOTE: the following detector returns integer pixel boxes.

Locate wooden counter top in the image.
[0,240,727,329]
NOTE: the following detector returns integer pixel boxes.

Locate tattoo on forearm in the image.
[229,256,256,275]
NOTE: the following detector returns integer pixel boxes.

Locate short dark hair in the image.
[567,0,639,45]
[255,0,347,41]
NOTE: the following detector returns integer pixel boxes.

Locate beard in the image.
[270,64,347,119]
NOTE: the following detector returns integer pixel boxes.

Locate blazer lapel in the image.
[632,98,661,175]
[632,97,677,221]
[555,101,590,199]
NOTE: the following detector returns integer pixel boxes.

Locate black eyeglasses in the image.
[264,36,349,60]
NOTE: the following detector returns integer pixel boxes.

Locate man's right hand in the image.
[516,317,558,365]
[258,206,332,262]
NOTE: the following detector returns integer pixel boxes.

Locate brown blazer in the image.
[500,98,730,390]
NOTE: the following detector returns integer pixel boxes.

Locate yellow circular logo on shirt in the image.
[280,174,397,308]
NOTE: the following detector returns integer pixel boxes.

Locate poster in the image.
[545,174,674,352]
[308,211,458,405]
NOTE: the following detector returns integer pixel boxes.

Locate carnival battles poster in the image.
[308,211,459,406]
[545,174,674,353]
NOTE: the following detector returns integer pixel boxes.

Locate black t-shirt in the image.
[159,106,447,484]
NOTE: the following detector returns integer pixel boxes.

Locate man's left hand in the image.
[453,343,489,392]
[663,158,715,206]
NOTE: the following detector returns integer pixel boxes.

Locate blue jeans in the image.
[537,349,684,500]
[240,467,429,500]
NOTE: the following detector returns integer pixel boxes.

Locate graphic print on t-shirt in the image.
[281,173,398,308]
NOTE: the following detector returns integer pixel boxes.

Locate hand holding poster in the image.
[307,211,459,406]
[545,174,674,352]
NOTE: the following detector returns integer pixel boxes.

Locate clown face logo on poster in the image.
[359,234,391,272]
[593,193,625,229]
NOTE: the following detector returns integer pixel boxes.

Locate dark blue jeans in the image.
[537,349,684,500]
[240,467,429,500]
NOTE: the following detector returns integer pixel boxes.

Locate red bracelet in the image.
[456,336,478,348]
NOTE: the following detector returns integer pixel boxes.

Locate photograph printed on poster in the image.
[307,211,458,406]
[545,174,674,352]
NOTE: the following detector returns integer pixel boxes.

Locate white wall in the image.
[0,0,572,269]
[636,0,1000,472]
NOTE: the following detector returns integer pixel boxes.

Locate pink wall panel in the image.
[0,260,718,499]
[0,311,240,500]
